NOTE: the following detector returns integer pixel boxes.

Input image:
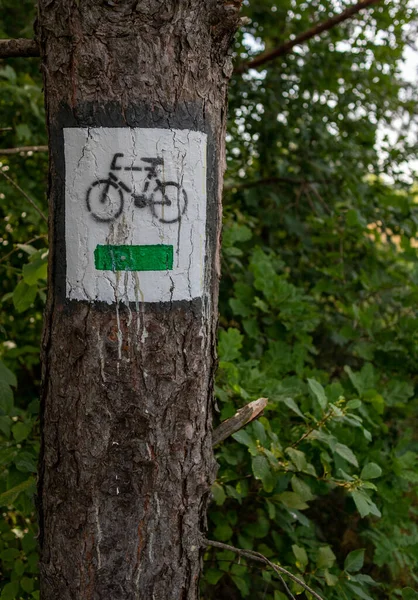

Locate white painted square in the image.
[64,127,207,304]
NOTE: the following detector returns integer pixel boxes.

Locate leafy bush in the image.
[203,1,418,598]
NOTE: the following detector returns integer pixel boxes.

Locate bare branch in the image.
[0,38,40,59]
[202,538,325,600]
[212,398,268,447]
[0,170,47,223]
[0,145,48,155]
[236,0,382,73]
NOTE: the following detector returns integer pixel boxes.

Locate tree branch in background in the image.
[0,38,40,58]
[236,0,382,73]
[212,398,268,447]
[0,169,47,223]
[0,145,48,155]
[202,539,325,600]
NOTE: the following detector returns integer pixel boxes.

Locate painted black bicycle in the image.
[86,153,188,224]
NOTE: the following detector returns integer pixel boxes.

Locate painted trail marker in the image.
[94,244,174,272]
[64,127,207,304]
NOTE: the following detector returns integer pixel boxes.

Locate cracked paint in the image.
[64,127,207,304]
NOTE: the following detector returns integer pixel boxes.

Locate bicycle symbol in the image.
[85,153,188,224]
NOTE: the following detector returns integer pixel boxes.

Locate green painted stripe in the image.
[94,244,173,271]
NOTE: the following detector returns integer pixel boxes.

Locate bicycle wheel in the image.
[150,181,188,224]
[86,179,124,223]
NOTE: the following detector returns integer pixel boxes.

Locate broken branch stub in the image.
[212,398,268,447]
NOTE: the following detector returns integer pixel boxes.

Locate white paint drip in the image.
[148,532,154,562]
[154,493,160,517]
[140,327,148,343]
[97,329,106,382]
[93,498,102,569]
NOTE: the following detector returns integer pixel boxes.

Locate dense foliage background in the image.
[1,1,418,598]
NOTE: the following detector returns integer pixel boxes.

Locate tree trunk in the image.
[37,2,240,598]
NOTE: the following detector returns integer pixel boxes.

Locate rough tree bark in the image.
[37,2,240,598]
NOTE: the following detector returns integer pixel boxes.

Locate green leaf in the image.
[346,208,367,228]
[214,522,233,541]
[307,378,327,409]
[22,533,37,554]
[252,455,270,480]
[223,223,252,247]
[324,569,339,586]
[1,416,12,435]
[12,421,32,443]
[0,361,17,387]
[402,589,418,600]
[345,583,374,600]
[0,581,20,600]
[205,568,224,585]
[232,430,256,453]
[211,482,226,506]
[0,65,17,83]
[13,280,37,313]
[286,447,307,471]
[277,492,309,510]
[20,578,34,593]
[0,477,35,507]
[22,256,48,285]
[292,544,308,571]
[14,452,37,473]
[218,328,243,362]
[16,123,31,143]
[280,396,306,419]
[351,490,381,519]
[344,364,375,397]
[316,545,336,569]
[1,548,20,561]
[361,463,382,480]
[14,559,25,577]
[291,476,315,502]
[231,575,250,597]
[346,399,361,410]
[344,548,365,572]
[334,443,358,467]
[0,380,14,415]
[385,380,414,407]
[16,243,37,256]
[252,455,274,492]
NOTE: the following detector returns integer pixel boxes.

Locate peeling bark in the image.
[37,1,240,598]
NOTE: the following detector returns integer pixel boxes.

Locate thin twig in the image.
[0,38,39,58]
[277,572,297,600]
[202,538,324,600]
[0,145,48,155]
[212,398,268,447]
[0,170,47,223]
[309,184,332,214]
[291,408,335,448]
[236,0,382,73]
[0,235,48,264]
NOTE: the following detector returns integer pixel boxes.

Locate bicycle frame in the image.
[102,153,165,204]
